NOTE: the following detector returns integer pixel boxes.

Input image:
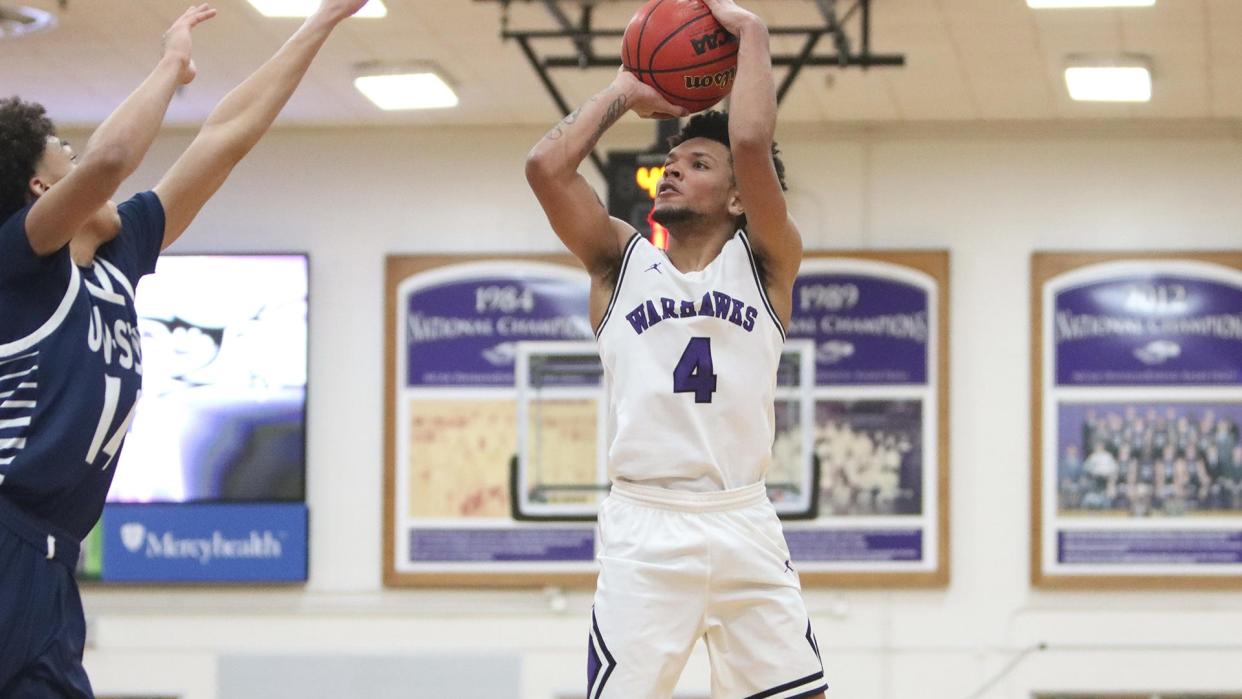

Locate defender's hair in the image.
[0,97,56,222]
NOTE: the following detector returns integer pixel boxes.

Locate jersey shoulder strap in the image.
[595,233,644,338]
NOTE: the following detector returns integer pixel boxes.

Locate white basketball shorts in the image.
[586,480,827,699]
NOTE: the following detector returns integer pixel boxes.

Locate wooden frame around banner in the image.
[383,253,596,588]
[1031,251,1242,590]
[796,250,951,588]
[385,250,950,588]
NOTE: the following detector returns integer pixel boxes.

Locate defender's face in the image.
[34,136,120,236]
[653,138,739,220]
[35,136,75,185]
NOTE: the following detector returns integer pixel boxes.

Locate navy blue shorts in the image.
[0,496,94,698]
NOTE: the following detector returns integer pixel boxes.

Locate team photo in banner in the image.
[1032,253,1242,588]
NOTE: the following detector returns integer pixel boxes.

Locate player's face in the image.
[652,138,742,227]
[34,136,75,185]
[34,137,121,239]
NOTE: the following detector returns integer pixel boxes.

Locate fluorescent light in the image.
[1064,63,1151,102]
[1028,0,1154,7]
[354,72,459,111]
[247,0,387,18]
[0,5,58,38]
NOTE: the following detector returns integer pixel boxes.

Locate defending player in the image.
[0,2,368,695]
[524,0,826,696]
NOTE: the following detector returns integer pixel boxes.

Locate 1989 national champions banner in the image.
[783,253,949,585]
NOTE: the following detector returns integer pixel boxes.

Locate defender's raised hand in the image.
[161,4,217,85]
[314,0,373,24]
[153,0,376,250]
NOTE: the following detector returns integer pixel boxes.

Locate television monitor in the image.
[79,253,309,583]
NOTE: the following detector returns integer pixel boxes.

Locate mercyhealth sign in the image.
[102,503,306,582]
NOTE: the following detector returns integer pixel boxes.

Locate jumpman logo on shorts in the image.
[645,262,662,274]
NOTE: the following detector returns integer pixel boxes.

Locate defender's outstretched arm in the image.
[154,0,369,248]
[25,5,215,255]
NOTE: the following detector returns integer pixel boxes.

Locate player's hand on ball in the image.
[700,0,763,35]
[614,69,690,120]
[162,4,217,86]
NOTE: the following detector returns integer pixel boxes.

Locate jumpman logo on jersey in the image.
[644,262,662,274]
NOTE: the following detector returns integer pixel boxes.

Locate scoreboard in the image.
[605,149,670,249]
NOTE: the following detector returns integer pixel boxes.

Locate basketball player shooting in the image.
[525,0,826,696]
[0,2,368,696]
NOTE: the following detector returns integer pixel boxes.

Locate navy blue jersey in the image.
[0,192,163,540]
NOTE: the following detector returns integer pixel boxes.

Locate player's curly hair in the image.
[0,97,56,223]
[666,110,787,192]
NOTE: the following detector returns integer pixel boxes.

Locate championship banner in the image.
[384,252,948,587]
[385,255,598,586]
[781,252,949,586]
[1032,253,1242,588]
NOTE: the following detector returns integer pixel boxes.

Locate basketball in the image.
[622,0,739,112]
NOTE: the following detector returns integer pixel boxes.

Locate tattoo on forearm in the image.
[579,94,627,157]
[543,89,602,141]
[545,105,581,141]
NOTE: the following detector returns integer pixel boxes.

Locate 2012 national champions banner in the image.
[1033,253,1242,588]
[385,252,949,587]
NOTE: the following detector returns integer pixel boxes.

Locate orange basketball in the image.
[622,0,738,112]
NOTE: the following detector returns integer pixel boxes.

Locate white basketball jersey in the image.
[595,231,785,491]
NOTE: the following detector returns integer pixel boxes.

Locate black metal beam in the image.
[501,25,841,40]
[861,0,872,63]
[515,36,572,114]
[840,0,862,25]
[537,53,905,69]
[491,0,905,159]
[777,33,823,105]
[514,35,607,177]
[539,0,593,66]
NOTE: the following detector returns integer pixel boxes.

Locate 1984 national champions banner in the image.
[1033,253,1242,588]
[385,255,599,586]
[385,252,949,587]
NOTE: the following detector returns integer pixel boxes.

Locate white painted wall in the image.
[68,120,1242,699]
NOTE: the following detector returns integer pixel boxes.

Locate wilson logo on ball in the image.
[622,0,739,112]
[688,28,735,56]
[684,67,737,90]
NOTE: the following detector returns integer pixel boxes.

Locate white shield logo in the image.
[120,522,146,553]
[816,340,855,365]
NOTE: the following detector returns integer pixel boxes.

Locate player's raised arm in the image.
[23,4,215,256]
[525,71,687,278]
[702,0,801,301]
[154,0,368,249]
